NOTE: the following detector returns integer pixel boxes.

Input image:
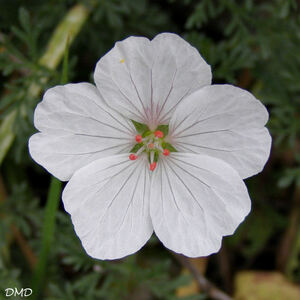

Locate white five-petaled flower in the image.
[29,33,272,260]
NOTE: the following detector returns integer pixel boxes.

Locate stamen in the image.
[150,151,154,164]
[156,142,163,152]
[136,145,145,156]
[150,162,157,171]
[163,149,170,156]
[135,135,142,143]
[154,130,164,138]
[129,154,138,160]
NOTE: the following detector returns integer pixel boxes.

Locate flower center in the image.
[129,121,177,171]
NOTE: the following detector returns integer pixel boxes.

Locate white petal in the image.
[150,33,212,125]
[62,154,153,260]
[169,85,272,179]
[150,153,251,257]
[29,83,135,181]
[94,33,211,128]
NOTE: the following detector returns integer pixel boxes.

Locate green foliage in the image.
[287,227,300,281]
[1,0,300,299]
[278,160,300,188]
[162,142,178,153]
[227,203,286,260]
[156,124,169,137]
[131,119,150,134]
[130,142,144,153]
[183,0,300,151]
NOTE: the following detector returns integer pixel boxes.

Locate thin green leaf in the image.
[154,151,159,162]
[142,130,152,138]
[156,124,169,136]
[61,36,70,84]
[131,120,149,133]
[31,177,62,299]
[18,7,31,33]
[129,143,143,153]
[162,142,177,152]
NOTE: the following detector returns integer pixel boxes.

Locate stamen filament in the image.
[136,145,145,156]
[150,151,154,164]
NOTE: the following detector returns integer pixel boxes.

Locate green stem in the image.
[31,178,62,298]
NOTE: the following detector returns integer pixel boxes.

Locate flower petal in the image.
[62,154,153,260]
[169,85,272,179]
[150,33,212,125]
[29,83,135,181]
[94,33,211,128]
[150,153,251,257]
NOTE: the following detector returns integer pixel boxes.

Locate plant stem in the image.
[31,178,62,298]
[277,186,300,272]
[171,252,233,300]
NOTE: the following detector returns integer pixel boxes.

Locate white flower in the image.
[29,33,271,259]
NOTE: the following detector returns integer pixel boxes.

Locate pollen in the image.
[163,149,170,156]
[150,162,157,171]
[154,130,164,138]
[135,135,142,143]
[129,154,138,160]
[120,59,125,63]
